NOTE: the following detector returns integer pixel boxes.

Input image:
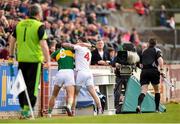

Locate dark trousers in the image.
[18,62,41,109]
[114,75,129,106]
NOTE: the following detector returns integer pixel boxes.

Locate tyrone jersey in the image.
[74,45,91,71]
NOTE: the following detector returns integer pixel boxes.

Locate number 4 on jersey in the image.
[84,52,90,61]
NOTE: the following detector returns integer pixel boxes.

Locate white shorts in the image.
[54,69,75,87]
[76,70,94,87]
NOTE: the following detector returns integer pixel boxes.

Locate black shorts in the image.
[140,68,160,86]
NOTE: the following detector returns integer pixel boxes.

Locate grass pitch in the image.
[1,103,180,123]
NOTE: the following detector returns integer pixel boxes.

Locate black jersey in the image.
[141,47,162,69]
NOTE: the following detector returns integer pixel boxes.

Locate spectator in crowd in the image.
[91,39,110,65]
[8,7,19,19]
[85,0,97,14]
[115,0,123,11]
[9,4,50,118]
[70,0,81,10]
[122,31,131,42]
[85,24,99,44]
[136,42,147,62]
[108,47,117,66]
[0,43,9,60]
[133,0,145,16]
[87,12,97,24]
[49,40,57,55]
[95,5,109,25]
[142,0,150,15]
[0,9,9,29]
[115,33,123,51]
[0,0,143,63]
[4,1,14,12]
[159,5,167,27]
[19,1,29,17]
[136,38,164,113]
[0,25,9,41]
[166,16,175,29]
[106,0,117,11]
[69,8,79,22]
[129,28,140,46]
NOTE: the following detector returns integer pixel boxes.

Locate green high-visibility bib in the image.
[16,19,47,62]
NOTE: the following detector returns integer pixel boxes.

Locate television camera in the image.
[115,50,140,76]
[114,43,140,114]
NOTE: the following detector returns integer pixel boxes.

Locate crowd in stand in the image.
[159,4,176,29]
[0,0,175,64]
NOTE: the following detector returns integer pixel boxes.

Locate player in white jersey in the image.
[62,40,102,115]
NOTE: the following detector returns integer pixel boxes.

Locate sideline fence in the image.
[0,61,180,118]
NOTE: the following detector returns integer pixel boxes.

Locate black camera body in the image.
[115,50,139,76]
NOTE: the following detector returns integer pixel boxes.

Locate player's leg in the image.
[71,71,78,116]
[136,84,148,113]
[65,85,75,116]
[64,69,76,116]
[18,62,39,118]
[152,84,160,112]
[87,85,102,114]
[48,70,63,116]
[151,69,161,112]
[85,71,102,114]
[71,71,83,115]
[71,85,81,116]
[136,70,149,113]
[48,85,61,116]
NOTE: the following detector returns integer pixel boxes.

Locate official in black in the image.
[136,38,164,113]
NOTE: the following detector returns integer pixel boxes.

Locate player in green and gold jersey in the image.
[48,43,75,117]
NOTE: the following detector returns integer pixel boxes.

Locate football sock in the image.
[155,93,160,111]
[138,93,145,106]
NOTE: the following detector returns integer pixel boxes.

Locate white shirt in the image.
[74,45,91,71]
[98,51,104,59]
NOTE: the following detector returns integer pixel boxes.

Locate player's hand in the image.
[44,61,50,69]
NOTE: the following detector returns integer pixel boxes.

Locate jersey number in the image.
[24,27,27,42]
[84,52,90,61]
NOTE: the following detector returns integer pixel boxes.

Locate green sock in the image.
[22,105,30,117]
[48,108,52,114]
[23,105,30,111]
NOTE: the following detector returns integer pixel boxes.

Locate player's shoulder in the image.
[154,47,162,53]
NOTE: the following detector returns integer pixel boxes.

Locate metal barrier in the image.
[0,61,180,118]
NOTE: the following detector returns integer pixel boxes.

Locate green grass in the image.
[1,103,180,123]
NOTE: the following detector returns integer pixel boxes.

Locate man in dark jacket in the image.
[91,40,110,65]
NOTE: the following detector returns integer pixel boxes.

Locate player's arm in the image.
[50,50,59,60]
[157,49,165,77]
[158,56,165,76]
[40,40,51,68]
[61,43,75,49]
[39,25,50,68]
[77,42,92,48]
[158,57,164,70]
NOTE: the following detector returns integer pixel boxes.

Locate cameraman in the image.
[136,38,164,113]
[114,42,140,113]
